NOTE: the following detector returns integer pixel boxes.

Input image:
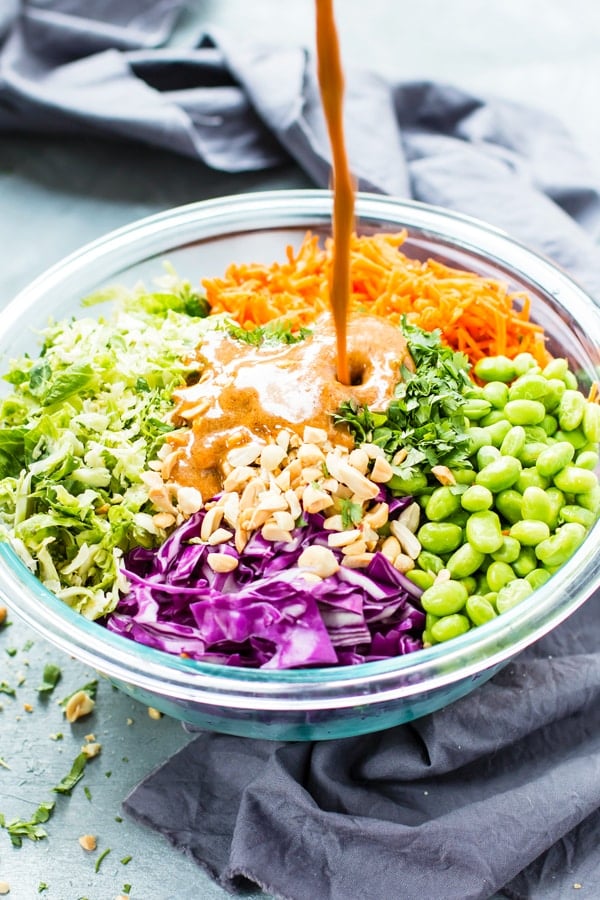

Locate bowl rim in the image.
[1,188,600,712]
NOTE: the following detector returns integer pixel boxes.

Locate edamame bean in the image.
[465,594,497,626]
[430,614,471,643]
[512,353,538,376]
[583,403,600,443]
[467,426,493,455]
[417,551,445,574]
[451,468,477,485]
[475,456,522,493]
[558,389,586,431]
[425,486,461,522]
[509,519,551,546]
[535,441,574,477]
[418,522,463,554]
[512,547,537,577]
[540,414,558,436]
[575,450,599,471]
[535,522,587,568]
[564,370,579,390]
[459,576,478,595]
[482,381,509,409]
[406,569,436,590]
[553,465,599,494]
[540,380,565,413]
[545,487,565,530]
[446,544,486,579]
[520,486,554,525]
[519,442,549,468]
[495,489,523,524]
[508,374,548,402]
[465,510,503,554]
[484,419,513,447]
[542,357,568,381]
[461,484,494,512]
[577,484,600,513]
[480,409,507,427]
[496,578,534,613]
[491,535,521,564]
[504,399,546,426]
[558,505,596,528]
[425,612,440,632]
[554,428,587,450]
[474,355,516,383]
[420,580,468,616]
[516,468,550,493]
[446,509,470,528]
[486,560,515,592]
[525,568,552,590]
[463,398,492,420]
[500,425,526,458]
[477,445,502,469]
[388,471,429,496]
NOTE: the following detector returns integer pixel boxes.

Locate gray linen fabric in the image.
[3,3,600,899]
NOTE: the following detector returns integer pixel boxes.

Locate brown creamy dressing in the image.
[170,316,411,499]
[315,0,355,386]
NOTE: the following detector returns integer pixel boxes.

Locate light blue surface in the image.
[1,1,599,897]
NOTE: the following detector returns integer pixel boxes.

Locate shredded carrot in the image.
[202,231,551,367]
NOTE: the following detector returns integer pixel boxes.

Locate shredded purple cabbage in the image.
[105,498,425,669]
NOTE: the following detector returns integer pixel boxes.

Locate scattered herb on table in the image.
[52,752,88,795]
[0,681,15,697]
[59,679,98,708]
[0,800,55,847]
[94,847,111,873]
[37,663,62,696]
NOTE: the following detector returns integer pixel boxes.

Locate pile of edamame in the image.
[405,352,600,646]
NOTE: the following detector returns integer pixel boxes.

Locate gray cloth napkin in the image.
[3,3,600,899]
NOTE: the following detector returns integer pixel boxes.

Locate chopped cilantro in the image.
[0,681,15,697]
[334,321,472,488]
[123,886,132,896]
[84,786,92,802]
[5,648,17,657]
[49,732,63,741]
[22,640,33,651]
[114,815,123,822]
[37,663,62,696]
[120,855,132,865]
[340,498,363,528]
[38,884,49,893]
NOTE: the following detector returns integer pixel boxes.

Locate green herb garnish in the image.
[334,321,472,488]
[95,847,111,873]
[37,663,62,696]
[225,320,311,346]
[0,800,55,847]
[52,752,88,795]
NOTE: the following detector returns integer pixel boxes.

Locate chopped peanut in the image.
[298,545,339,578]
[148,707,163,720]
[65,690,95,723]
[207,552,239,573]
[78,834,97,851]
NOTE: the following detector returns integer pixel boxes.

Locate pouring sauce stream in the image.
[315,0,355,386]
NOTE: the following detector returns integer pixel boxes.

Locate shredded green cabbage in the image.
[0,279,215,619]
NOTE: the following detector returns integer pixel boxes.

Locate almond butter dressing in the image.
[169,315,411,499]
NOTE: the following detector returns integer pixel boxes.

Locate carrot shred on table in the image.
[201,231,551,367]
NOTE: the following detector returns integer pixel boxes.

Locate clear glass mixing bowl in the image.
[1,190,599,740]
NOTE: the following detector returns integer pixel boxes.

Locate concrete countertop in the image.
[1,2,599,898]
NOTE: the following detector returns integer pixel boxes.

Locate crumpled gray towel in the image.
[3,3,600,900]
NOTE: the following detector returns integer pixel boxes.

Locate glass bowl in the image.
[1,190,599,741]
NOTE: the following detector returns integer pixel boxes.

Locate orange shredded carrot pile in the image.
[202,231,550,367]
